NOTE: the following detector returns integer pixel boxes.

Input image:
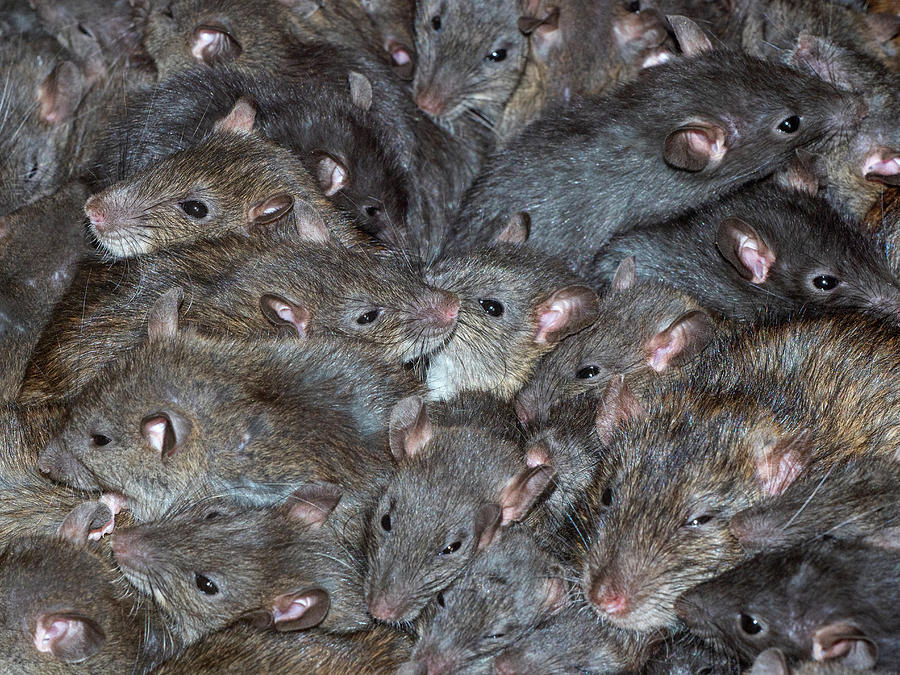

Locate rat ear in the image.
[495,212,531,244]
[611,256,637,291]
[752,429,811,496]
[596,375,645,445]
[534,285,599,345]
[667,15,713,56]
[191,24,242,65]
[519,7,560,58]
[58,501,114,545]
[282,484,342,526]
[749,648,790,675]
[33,613,106,662]
[147,287,183,342]
[247,193,293,230]
[499,464,555,524]
[316,154,349,197]
[39,61,85,124]
[715,217,776,284]
[645,310,714,373]
[141,411,190,460]
[812,623,878,669]
[386,39,415,80]
[214,97,256,134]
[863,148,900,187]
[473,502,502,550]
[259,294,311,339]
[388,396,433,461]
[348,71,373,111]
[271,588,330,632]
[664,122,727,172]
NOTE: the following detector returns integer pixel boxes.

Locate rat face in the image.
[413,0,526,127]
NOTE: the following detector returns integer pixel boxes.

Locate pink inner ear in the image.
[322,162,347,197]
[143,418,168,454]
[274,596,312,623]
[686,128,725,162]
[757,450,803,496]
[34,618,71,654]
[191,29,222,60]
[737,235,774,284]
[272,299,308,338]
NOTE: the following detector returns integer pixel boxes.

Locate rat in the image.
[153,624,411,674]
[729,456,900,553]
[516,257,716,427]
[449,24,866,269]
[400,525,569,674]
[37,319,420,521]
[640,629,743,675]
[0,534,163,672]
[20,235,458,401]
[111,484,369,646]
[674,538,900,670]
[84,100,361,258]
[364,395,555,624]
[589,183,900,324]
[866,188,900,276]
[423,241,599,402]
[747,647,895,675]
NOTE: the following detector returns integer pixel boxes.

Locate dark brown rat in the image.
[423,242,598,402]
[450,35,864,269]
[111,485,369,646]
[590,183,900,324]
[675,538,900,670]
[365,396,554,624]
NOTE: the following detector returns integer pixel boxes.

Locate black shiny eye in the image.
[812,275,839,291]
[194,573,218,595]
[364,205,381,218]
[601,487,614,507]
[381,513,391,531]
[488,632,506,639]
[686,514,714,528]
[436,592,445,608]
[91,434,112,447]
[777,115,800,134]
[577,365,601,379]
[357,309,381,325]
[739,613,763,635]
[77,22,93,37]
[205,511,220,520]
[440,541,462,555]
[486,49,507,62]
[431,15,441,30]
[479,298,504,317]
[180,200,208,219]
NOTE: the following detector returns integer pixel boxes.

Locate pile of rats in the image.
[0,0,899,672]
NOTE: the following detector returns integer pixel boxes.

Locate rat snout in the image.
[110,529,153,574]
[84,194,112,233]
[589,580,631,618]
[367,590,410,623]
[728,510,771,551]
[415,86,448,117]
[421,290,460,331]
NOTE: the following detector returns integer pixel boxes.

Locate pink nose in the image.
[84,197,107,230]
[589,581,629,616]
[415,89,445,116]
[368,593,404,622]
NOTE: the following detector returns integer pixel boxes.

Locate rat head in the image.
[0,35,87,215]
[365,397,554,625]
[516,258,714,427]
[412,0,528,127]
[674,541,884,670]
[110,486,350,645]
[579,389,812,633]
[0,536,141,670]
[405,526,568,674]
[85,100,343,258]
[424,243,598,401]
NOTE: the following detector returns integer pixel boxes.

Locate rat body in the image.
[590,184,900,324]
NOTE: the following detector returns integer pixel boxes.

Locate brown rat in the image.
[365,396,554,624]
[450,33,865,269]
[675,538,900,670]
[423,242,598,402]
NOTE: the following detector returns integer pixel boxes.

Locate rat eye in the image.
[380,513,391,531]
[685,514,715,528]
[364,205,381,218]
[180,200,208,219]
[739,613,764,635]
[431,15,441,30]
[76,22,94,38]
[90,434,112,447]
[577,365,601,379]
[479,298,504,317]
[436,592,445,608]
[205,511,220,520]
[811,274,840,291]
[486,49,507,62]
[776,115,801,134]
[194,573,219,595]
[440,541,462,555]
[601,487,614,507]
[357,309,381,325]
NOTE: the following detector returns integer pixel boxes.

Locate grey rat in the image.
[450,31,864,269]
[641,630,743,675]
[675,538,900,670]
[400,525,568,674]
[38,325,419,521]
[747,647,895,675]
[111,485,369,646]
[423,241,598,402]
[589,183,900,324]
[365,396,555,624]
